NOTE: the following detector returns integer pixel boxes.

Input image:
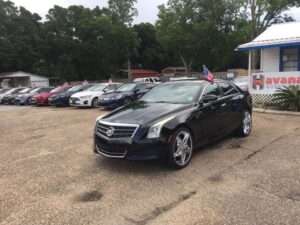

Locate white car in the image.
[233,77,249,91]
[133,77,161,84]
[69,83,122,107]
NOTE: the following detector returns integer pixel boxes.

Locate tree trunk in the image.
[127,59,132,81]
[179,53,192,76]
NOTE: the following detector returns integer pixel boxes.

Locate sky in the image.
[8,0,300,24]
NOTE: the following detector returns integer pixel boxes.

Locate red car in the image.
[30,86,72,106]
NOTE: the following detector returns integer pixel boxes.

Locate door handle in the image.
[221,103,227,107]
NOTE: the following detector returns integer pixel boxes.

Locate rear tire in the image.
[236,110,252,137]
[166,128,194,169]
[91,98,99,108]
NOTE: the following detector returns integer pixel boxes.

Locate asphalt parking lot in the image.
[0,105,299,225]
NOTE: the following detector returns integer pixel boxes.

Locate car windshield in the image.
[12,88,25,94]
[140,82,203,104]
[19,88,31,93]
[67,85,82,92]
[30,88,41,93]
[86,84,107,92]
[0,89,9,94]
[234,77,248,82]
[51,87,63,93]
[115,83,136,92]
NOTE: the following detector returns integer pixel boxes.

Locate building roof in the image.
[162,67,186,71]
[236,22,300,51]
[0,71,48,80]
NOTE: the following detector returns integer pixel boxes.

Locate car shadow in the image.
[93,135,239,174]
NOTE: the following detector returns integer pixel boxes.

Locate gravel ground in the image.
[0,105,299,225]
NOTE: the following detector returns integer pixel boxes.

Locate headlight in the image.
[111,95,122,100]
[147,116,175,139]
[80,95,92,99]
[96,113,110,122]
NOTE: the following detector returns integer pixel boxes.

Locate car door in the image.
[134,84,148,100]
[218,82,243,132]
[192,82,224,143]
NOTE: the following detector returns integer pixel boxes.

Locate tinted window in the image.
[202,83,220,97]
[219,82,238,96]
[105,85,116,91]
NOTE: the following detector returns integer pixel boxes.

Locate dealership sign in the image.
[250,71,300,94]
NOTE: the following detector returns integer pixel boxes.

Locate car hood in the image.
[102,101,191,125]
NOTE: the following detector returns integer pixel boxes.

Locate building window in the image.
[281,47,299,71]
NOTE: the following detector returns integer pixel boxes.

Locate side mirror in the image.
[134,89,140,93]
[201,94,218,104]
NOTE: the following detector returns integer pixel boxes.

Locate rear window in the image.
[202,83,221,97]
[219,82,238,96]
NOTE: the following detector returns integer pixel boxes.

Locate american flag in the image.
[203,65,214,82]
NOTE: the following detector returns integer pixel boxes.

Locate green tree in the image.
[156,0,242,73]
[246,0,300,39]
[0,0,42,72]
[108,0,138,25]
[132,23,168,71]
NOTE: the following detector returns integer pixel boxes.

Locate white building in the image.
[236,22,300,103]
[0,71,49,88]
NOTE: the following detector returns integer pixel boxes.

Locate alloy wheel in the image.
[173,131,193,167]
[243,111,252,135]
[124,98,132,105]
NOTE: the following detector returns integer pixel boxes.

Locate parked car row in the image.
[0,82,156,109]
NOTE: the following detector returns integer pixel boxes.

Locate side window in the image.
[202,83,220,97]
[105,85,115,91]
[219,82,238,96]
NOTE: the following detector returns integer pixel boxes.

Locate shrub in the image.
[273,86,300,112]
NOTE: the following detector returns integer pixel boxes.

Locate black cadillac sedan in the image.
[94,79,252,169]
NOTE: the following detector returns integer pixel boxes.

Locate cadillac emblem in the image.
[106,127,114,137]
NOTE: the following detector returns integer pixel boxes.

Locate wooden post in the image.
[248,50,252,77]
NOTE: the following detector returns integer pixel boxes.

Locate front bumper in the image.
[31,98,48,105]
[98,99,123,108]
[2,97,15,105]
[93,133,168,160]
[48,97,69,106]
[14,97,27,105]
[69,97,91,107]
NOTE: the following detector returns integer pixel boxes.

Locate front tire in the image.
[167,128,194,169]
[91,98,98,108]
[236,110,252,137]
[123,97,132,105]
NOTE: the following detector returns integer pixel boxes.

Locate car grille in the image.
[96,121,138,139]
[70,97,80,102]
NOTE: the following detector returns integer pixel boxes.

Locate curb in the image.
[253,108,300,116]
